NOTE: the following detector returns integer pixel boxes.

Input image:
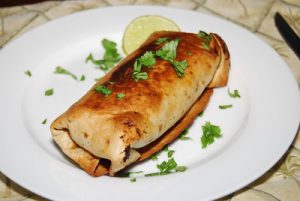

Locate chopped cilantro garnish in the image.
[180,128,191,140]
[197,31,211,51]
[85,53,101,65]
[150,154,159,161]
[175,166,187,172]
[24,70,32,77]
[45,88,53,96]
[201,122,222,148]
[95,85,112,96]
[156,39,179,62]
[132,51,156,81]
[145,151,187,177]
[86,38,122,72]
[80,75,85,81]
[42,118,47,124]
[167,150,175,158]
[171,60,188,77]
[155,37,169,45]
[123,171,143,177]
[117,93,125,100]
[130,178,136,182]
[54,66,77,80]
[198,111,204,117]
[99,39,122,71]
[157,158,177,175]
[145,172,160,177]
[228,89,241,98]
[132,71,148,81]
[219,104,233,109]
[155,39,189,77]
[197,31,212,44]
[201,42,210,51]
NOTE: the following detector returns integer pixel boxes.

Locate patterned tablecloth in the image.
[0,0,299,200]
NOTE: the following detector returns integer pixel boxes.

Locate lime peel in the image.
[122,15,180,55]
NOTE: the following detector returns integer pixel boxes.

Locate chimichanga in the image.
[50,31,230,176]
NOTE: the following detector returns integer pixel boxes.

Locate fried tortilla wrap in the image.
[50,31,230,176]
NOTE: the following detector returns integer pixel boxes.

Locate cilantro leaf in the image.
[85,53,101,65]
[86,39,122,72]
[132,51,156,81]
[132,71,148,81]
[219,104,233,109]
[157,158,177,175]
[201,42,210,51]
[45,88,53,96]
[156,39,179,62]
[116,93,125,100]
[130,178,136,182]
[100,39,122,71]
[175,166,187,172]
[198,111,204,117]
[180,128,191,140]
[95,85,112,96]
[150,154,159,161]
[54,66,77,80]
[24,70,32,77]
[197,31,211,44]
[42,118,47,124]
[155,37,169,45]
[228,89,241,98]
[201,122,222,148]
[171,60,188,77]
[167,150,175,158]
[80,75,85,81]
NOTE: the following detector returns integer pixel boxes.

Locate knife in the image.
[274,12,300,59]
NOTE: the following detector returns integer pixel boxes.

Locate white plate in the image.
[0,6,299,201]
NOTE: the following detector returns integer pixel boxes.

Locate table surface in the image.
[0,0,299,200]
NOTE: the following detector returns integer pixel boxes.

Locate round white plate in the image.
[0,6,299,201]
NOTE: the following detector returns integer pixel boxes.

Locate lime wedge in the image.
[122,15,180,55]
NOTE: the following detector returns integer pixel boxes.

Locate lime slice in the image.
[122,15,180,55]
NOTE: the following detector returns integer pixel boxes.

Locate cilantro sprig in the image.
[197,30,212,51]
[201,122,222,148]
[132,51,156,81]
[156,39,188,77]
[179,128,192,140]
[44,88,53,96]
[54,66,77,80]
[155,37,169,45]
[228,89,241,98]
[156,39,179,62]
[95,85,112,96]
[24,70,32,77]
[219,104,233,109]
[86,38,122,72]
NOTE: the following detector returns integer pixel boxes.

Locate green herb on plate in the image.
[42,118,47,124]
[228,88,241,98]
[117,93,125,100]
[45,88,53,96]
[24,70,32,77]
[201,121,222,149]
[219,104,233,109]
[95,85,112,96]
[54,66,77,80]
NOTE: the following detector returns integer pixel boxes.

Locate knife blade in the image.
[274,12,300,59]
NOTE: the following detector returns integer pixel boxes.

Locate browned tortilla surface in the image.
[51,31,230,176]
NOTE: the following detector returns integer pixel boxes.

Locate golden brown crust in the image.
[138,88,213,161]
[207,33,231,88]
[51,31,230,176]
